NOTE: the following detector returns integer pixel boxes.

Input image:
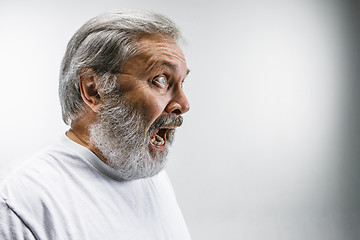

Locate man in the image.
[0,10,191,239]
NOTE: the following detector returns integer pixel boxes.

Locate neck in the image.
[66,128,89,148]
[66,120,109,165]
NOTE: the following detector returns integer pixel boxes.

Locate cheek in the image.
[121,85,168,126]
[141,96,167,125]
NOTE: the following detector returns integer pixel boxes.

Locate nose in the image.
[165,88,190,115]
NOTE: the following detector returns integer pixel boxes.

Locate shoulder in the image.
[0,147,64,238]
[0,140,93,234]
[0,147,61,201]
[0,139,90,208]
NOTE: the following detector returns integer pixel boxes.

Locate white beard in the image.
[89,94,179,180]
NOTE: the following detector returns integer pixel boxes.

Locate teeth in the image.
[150,134,165,146]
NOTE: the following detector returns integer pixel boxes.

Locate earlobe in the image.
[78,68,101,113]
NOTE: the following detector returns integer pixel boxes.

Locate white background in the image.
[0,0,357,239]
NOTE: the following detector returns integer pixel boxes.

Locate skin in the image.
[67,34,190,165]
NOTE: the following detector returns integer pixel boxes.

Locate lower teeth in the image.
[151,134,165,146]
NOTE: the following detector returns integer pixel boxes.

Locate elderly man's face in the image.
[118,35,190,150]
[89,34,190,180]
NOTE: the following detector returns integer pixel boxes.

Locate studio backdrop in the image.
[1,0,359,239]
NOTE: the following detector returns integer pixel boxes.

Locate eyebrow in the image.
[146,60,190,76]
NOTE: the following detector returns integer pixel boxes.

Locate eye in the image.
[152,75,167,88]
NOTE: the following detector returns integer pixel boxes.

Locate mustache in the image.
[149,115,183,131]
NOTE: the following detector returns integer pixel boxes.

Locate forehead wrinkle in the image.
[141,46,186,67]
[134,37,188,77]
[144,56,175,74]
[143,47,188,71]
[140,41,186,61]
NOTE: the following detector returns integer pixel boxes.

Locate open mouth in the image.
[150,128,169,150]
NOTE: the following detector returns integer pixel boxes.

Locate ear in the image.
[78,68,101,113]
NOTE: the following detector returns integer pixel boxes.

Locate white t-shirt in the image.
[0,135,191,240]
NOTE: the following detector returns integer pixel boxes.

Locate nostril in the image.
[172,109,181,115]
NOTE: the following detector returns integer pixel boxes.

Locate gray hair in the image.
[59,9,182,125]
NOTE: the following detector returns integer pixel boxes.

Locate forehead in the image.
[137,35,186,62]
[121,35,188,76]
